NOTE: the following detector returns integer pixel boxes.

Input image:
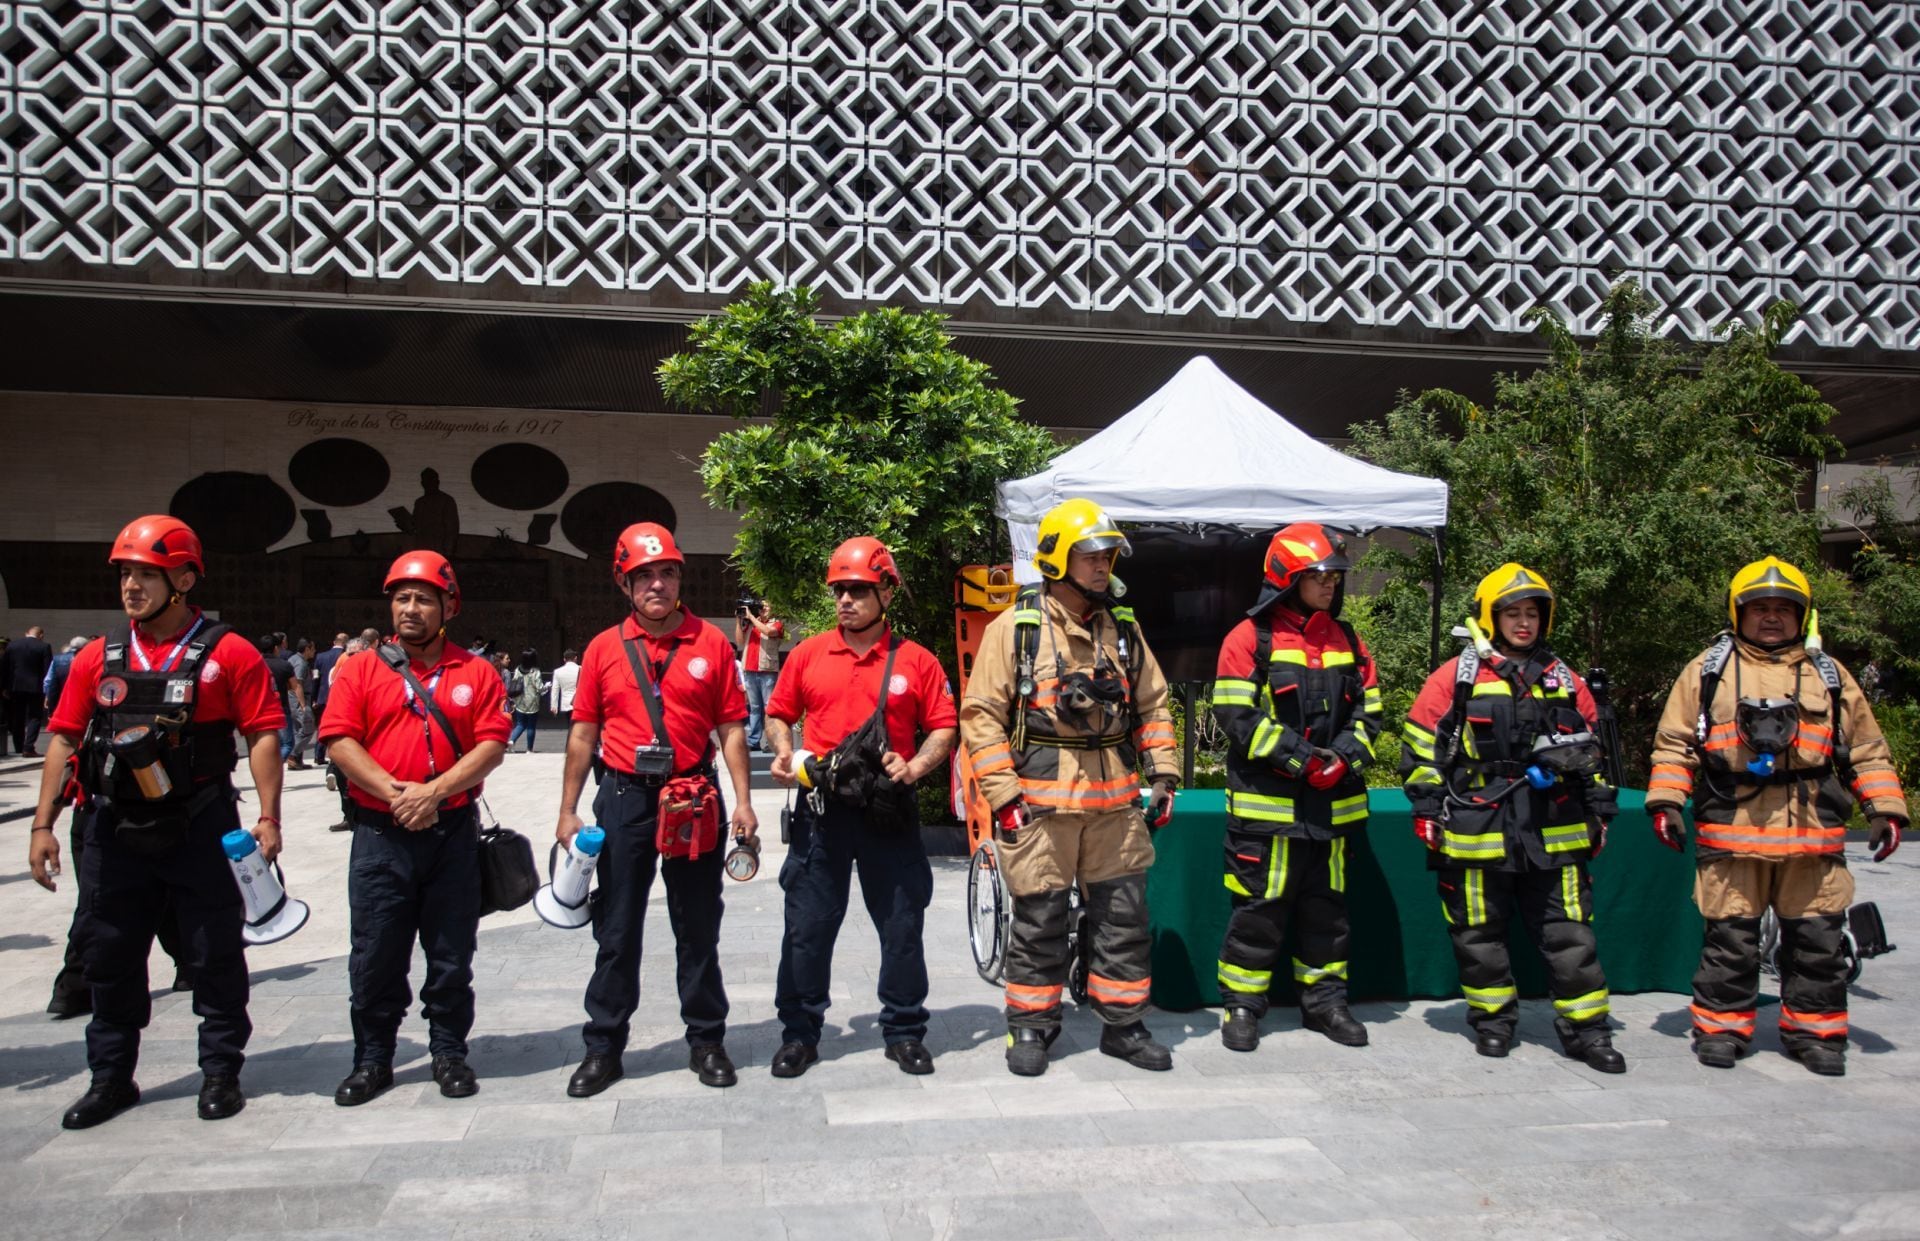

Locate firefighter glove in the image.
[1413,816,1442,851]
[1650,807,1686,852]
[1589,815,1609,858]
[994,800,1029,844]
[1869,813,1904,862]
[1304,748,1348,790]
[1147,779,1176,831]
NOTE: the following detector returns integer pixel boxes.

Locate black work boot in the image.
[197,1074,245,1120]
[1099,1021,1172,1071]
[62,1079,139,1130]
[1302,1006,1369,1047]
[1789,1041,1846,1077]
[1693,1035,1742,1069]
[689,1044,737,1088]
[1560,1027,1626,1074]
[1221,1006,1260,1053]
[567,1053,624,1097]
[432,1056,479,1098]
[1006,1027,1053,1077]
[334,1063,394,1106]
[1475,1030,1512,1058]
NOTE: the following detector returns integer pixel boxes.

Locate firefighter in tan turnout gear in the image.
[960,499,1181,1076]
[1647,556,1908,1077]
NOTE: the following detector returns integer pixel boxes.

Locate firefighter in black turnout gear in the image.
[28,515,288,1129]
[1210,523,1383,1051]
[1401,565,1625,1072]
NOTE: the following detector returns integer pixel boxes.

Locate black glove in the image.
[1869,813,1904,862]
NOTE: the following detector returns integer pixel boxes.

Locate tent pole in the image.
[1181,682,1197,787]
[1429,528,1446,670]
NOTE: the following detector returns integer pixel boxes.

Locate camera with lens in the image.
[631,741,677,786]
[735,591,760,617]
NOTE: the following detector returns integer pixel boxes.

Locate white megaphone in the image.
[534,825,605,929]
[222,829,311,946]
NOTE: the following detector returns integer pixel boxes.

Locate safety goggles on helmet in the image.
[1034,498,1131,581]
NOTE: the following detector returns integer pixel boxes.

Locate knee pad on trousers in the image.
[1779,913,1850,994]
[1085,872,1150,960]
[1010,888,1072,941]
[1701,916,1762,964]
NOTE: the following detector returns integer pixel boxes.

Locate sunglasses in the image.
[829,583,876,599]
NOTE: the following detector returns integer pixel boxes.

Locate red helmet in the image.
[612,522,683,583]
[384,550,462,618]
[828,536,899,587]
[109,515,204,576]
[1262,522,1350,592]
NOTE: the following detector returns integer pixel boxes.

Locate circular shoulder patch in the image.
[451,683,475,708]
[889,673,909,697]
[95,675,129,707]
[199,659,222,684]
[687,656,711,681]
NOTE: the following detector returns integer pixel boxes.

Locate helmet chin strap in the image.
[842,590,889,636]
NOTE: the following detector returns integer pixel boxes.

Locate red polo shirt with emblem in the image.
[319,643,509,810]
[766,624,957,756]
[572,611,747,775]
[49,617,284,740]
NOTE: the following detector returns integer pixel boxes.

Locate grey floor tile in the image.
[1086,1182,1266,1240]
[102,1185,398,1238]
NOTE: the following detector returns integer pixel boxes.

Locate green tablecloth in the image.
[1146,787,1701,1010]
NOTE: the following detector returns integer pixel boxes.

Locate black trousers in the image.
[582,774,729,1055]
[1694,914,1850,1052]
[346,805,481,1066]
[1217,829,1351,1019]
[775,797,932,1046]
[80,791,250,1081]
[1436,863,1611,1041]
[7,690,44,752]
[51,817,188,1007]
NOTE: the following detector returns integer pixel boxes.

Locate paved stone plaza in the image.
[1,750,1918,1240]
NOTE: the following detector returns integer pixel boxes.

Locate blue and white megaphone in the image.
[534,826,605,929]
[222,829,311,946]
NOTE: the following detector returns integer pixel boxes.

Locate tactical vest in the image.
[81,620,239,810]
[1223,615,1369,839]
[1433,648,1601,869]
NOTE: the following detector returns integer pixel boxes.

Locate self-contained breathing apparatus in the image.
[1689,622,1852,804]
[794,637,918,827]
[1434,619,1608,821]
[1009,585,1144,753]
[81,618,239,855]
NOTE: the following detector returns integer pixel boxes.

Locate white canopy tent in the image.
[996,354,1452,661]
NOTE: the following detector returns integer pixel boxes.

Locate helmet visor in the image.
[1071,531,1132,558]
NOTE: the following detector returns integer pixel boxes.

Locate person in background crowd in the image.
[258,636,308,771]
[3,625,55,758]
[735,599,787,753]
[312,632,348,765]
[550,648,580,723]
[508,649,547,753]
[44,636,88,721]
[288,639,317,768]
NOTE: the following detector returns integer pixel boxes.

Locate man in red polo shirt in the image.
[555,523,755,1097]
[765,536,957,1078]
[29,514,284,1130]
[320,551,507,1107]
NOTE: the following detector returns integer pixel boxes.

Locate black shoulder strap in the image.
[863,636,902,735]
[378,643,464,760]
[104,623,130,674]
[619,634,682,752]
[1253,618,1272,675]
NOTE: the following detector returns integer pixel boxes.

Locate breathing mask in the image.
[1524,731,1603,789]
[1055,669,1128,729]
[1735,697,1799,777]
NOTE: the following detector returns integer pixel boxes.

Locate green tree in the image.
[661,282,1058,665]
[1824,464,1920,686]
[1347,282,1842,783]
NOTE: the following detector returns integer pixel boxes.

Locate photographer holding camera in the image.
[734,595,785,752]
[554,523,756,1098]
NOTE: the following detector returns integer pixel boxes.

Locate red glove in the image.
[1147,781,1176,829]
[1651,808,1685,852]
[1870,813,1904,862]
[1414,817,1442,850]
[1304,749,1348,790]
[995,800,1029,843]
[1590,818,1608,858]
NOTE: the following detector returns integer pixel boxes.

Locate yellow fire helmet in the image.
[1473,562,1555,638]
[1033,498,1131,581]
[1728,556,1811,633]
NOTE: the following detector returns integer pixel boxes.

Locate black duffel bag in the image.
[477,819,537,916]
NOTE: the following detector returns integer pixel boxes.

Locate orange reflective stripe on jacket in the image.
[1855,773,1904,800]
[1690,1004,1756,1034]
[1649,763,1693,795]
[1133,720,1175,750]
[1084,973,1150,1005]
[1017,772,1142,811]
[1702,723,1742,753]
[1005,981,1064,1011]
[1695,822,1847,856]
[971,741,1014,776]
[1797,722,1833,753]
[1779,1006,1847,1035]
